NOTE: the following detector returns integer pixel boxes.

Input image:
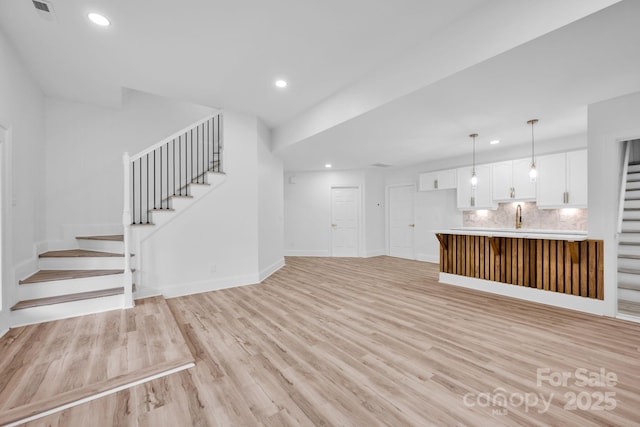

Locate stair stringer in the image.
[131,172,227,293]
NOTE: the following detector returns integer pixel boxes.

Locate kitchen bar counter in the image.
[434,229,603,300]
[433,227,588,241]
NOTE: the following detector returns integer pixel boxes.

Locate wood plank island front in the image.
[434,229,603,300]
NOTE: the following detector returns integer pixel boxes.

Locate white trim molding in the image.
[439,272,607,316]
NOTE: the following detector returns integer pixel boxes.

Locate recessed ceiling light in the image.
[490,139,500,145]
[88,12,110,27]
[325,164,332,168]
[275,79,287,88]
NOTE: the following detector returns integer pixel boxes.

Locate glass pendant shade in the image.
[469,133,478,187]
[528,119,538,183]
[470,172,478,187]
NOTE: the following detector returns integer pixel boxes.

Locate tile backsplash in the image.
[463,202,587,231]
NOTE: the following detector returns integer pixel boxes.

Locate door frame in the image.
[330,185,362,257]
[386,183,416,259]
[0,123,12,336]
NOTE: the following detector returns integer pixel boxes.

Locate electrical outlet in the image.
[210,264,217,273]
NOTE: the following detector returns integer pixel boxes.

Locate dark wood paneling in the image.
[438,234,604,300]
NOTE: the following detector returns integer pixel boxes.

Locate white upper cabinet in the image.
[418,169,456,191]
[491,158,536,201]
[457,164,497,210]
[536,149,587,209]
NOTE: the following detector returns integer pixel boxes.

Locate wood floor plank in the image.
[0,297,194,426]
[17,257,640,426]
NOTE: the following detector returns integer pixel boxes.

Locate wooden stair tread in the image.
[618,254,640,260]
[628,161,640,165]
[618,299,640,317]
[624,208,640,211]
[76,235,124,242]
[619,241,640,246]
[39,249,124,258]
[10,287,123,311]
[19,269,124,284]
[622,219,640,222]
[618,267,640,275]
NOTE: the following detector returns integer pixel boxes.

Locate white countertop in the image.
[433,227,588,241]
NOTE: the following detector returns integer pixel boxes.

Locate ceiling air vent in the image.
[32,0,56,21]
[371,163,392,168]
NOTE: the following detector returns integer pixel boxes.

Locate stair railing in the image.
[617,140,631,234]
[122,113,223,307]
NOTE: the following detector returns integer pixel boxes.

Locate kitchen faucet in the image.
[515,204,522,229]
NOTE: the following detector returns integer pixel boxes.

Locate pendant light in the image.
[527,119,538,182]
[470,133,478,187]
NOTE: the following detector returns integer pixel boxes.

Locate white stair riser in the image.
[619,233,640,243]
[621,221,640,232]
[77,239,124,253]
[623,210,640,220]
[626,192,640,201]
[624,199,640,209]
[627,181,640,190]
[617,272,640,291]
[618,244,640,256]
[10,294,124,327]
[628,164,640,173]
[38,257,129,270]
[619,288,640,302]
[618,257,640,270]
[18,274,125,300]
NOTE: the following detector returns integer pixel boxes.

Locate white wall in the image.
[44,90,215,245]
[0,28,46,334]
[588,91,640,317]
[138,111,284,296]
[257,120,284,279]
[384,166,462,263]
[284,170,366,256]
[364,169,386,256]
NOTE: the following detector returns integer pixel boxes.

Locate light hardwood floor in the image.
[0,296,194,426]
[18,257,640,426]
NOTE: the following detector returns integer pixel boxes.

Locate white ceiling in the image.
[278,0,640,170]
[0,0,635,171]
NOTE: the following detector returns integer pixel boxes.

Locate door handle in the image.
[331,223,337,227]
[409,224,415,228]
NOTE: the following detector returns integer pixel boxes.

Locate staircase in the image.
[11,235,130,326]
[10,113,224,327]
[618,149,640,318]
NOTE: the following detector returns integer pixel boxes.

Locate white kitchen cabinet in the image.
[536,149,587,208]
[418,169,456,191]
[457,164,497,210]
[491,158,536,201]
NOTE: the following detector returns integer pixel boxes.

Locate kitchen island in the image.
[433,227,603,301]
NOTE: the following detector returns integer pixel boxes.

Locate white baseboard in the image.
[439,273,607,316]
[284,249,331,257]
[14,257,38,283]
[416,253,439,263]
[616,313,640,324]
[259,258,285,281]
[134,286,162,300]
[0,327,8,339]
[364,250,386,258]
[160,273,260,299]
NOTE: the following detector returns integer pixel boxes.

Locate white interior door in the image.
[331,187,359,257]
[388,184,415,259]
